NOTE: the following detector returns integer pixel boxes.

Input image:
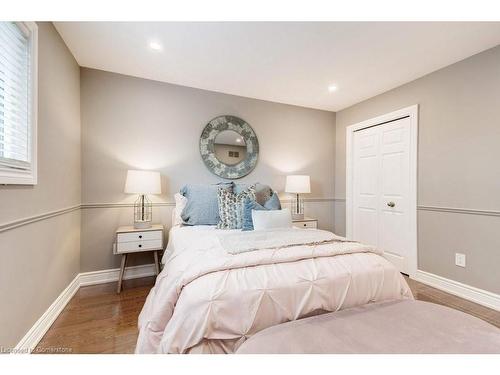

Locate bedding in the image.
[138,226,413,354]
[251,208,292,230]
[173,193,187,226]
[218,227,351,255]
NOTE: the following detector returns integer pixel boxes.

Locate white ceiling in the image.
[54,22,500,111]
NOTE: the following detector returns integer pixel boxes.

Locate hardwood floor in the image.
[404,276,500,328]
[35,277,155,354]
[34,275,500,354]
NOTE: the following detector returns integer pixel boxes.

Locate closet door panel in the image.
[353,128,379,248]
[378,118,411,274]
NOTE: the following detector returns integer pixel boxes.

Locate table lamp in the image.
[124,170,161,229]
[285,175,310,220]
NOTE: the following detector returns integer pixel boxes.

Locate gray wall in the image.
[335,45,500,294]
[80,68,336,271]
[0,23,81,348]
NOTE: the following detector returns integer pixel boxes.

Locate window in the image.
[0,22,37,184]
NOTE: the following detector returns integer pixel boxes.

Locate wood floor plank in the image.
[34,275,500,354]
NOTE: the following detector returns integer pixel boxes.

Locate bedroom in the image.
[1,0,500,373]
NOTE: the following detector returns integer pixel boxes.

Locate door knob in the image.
[387,201,395,208]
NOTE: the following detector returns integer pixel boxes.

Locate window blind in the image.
[0,22,31,170]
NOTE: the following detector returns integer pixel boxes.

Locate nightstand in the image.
[292,217,318,229]
[114,224,164,293]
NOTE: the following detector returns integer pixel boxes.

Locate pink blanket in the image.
[136,227,412,353]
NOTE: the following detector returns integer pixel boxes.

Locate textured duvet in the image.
[136,227,412,353]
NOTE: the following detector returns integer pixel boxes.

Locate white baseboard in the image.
[79,263,156,287]
[13,274,80,354]
[14,263,156,353]
[414,270,500,311]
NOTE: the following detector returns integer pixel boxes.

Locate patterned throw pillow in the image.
[217,185,256,229]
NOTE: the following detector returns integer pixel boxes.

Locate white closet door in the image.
[353,126,380,248]
[352,117,411,274]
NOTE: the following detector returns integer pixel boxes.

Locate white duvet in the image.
[137,226,413,354]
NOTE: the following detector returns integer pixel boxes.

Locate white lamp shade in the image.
[285,175,311,194]
[124,170,161,194]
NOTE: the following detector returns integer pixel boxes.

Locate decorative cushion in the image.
[251,208,292,231]
[180,182,233,225]
[217,185,256,229]
[241,192,282,231]
[173,193,187,226]
[241,199,267,231]
[234,183,272,206]
[264,191,281,210]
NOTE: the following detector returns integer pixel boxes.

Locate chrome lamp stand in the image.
[291,193,304,220]
[134,194,152,229]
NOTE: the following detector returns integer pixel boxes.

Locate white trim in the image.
[346,104,419,278]
[417,205,500,217]
[414,270,500,312]
[13,274,80,354]
[0,199,342,233]
[79,263,157,287]
[0,205,81,233]
[13,263,156,353]
[0,22,38,185]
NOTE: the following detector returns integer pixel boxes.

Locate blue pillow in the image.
[241,198,267,231]
[264,191,281,210]
[180,182,233,225]
[241,192,281,231]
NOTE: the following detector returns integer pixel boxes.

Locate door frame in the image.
[345,104,418,278]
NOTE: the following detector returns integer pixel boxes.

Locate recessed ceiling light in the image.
[236,138,242,143]
[328,85,338,93]
[149,41,163,51]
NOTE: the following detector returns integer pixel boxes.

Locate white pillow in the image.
[251,208,292,231]
[173,193,187,226]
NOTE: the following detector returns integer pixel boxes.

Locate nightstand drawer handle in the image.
[138,235,142,239]
[303,224,307,227]
[138,244,142,248]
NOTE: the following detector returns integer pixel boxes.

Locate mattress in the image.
[138,226,413,354]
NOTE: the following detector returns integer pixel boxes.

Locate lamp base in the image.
[291,193,305,220]
[134,221,152,229]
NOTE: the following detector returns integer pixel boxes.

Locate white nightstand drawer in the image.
[117,230,162,243]
[293,220,318,229]
[116,239,162,253]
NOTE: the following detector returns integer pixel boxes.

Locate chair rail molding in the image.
[0,204,81,233]
[417,205,500,217]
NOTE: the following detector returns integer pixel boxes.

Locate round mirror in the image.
[200,115,259,179]
[214,130,247,166]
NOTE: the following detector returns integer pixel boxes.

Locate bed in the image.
[135,223,412,354]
